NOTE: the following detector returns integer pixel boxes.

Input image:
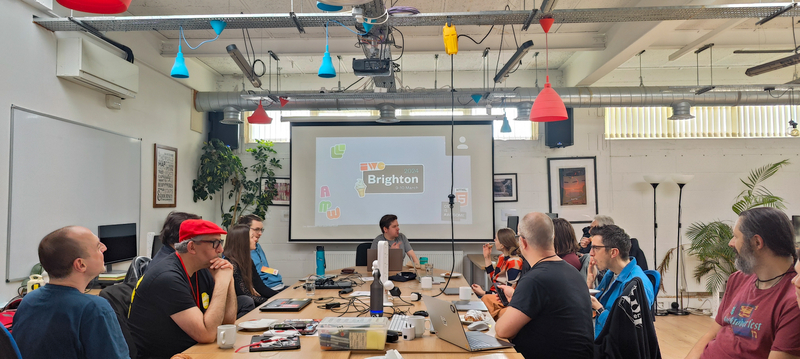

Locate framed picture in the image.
[263,177,290,206]
[547,157,598,223]
[153,144,177,208]
[493,173,518,202]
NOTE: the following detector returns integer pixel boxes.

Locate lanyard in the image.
[176,252,202,309]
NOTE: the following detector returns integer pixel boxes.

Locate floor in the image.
[655,314,716,359]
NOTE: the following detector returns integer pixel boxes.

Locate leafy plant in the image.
[657,159,790,294]
[192,139,282,228]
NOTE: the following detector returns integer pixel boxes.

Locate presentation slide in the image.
[291,121,495,242]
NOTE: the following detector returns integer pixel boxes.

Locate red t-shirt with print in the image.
[701,269,800,358]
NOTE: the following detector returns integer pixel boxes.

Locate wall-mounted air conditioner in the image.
[57,37,139,99]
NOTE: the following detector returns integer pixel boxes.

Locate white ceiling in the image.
[116,0,800,85]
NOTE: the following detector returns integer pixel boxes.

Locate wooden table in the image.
[183,267,516,358]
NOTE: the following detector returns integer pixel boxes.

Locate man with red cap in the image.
[128,219,238,358]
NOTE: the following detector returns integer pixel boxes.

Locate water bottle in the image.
[316,246,326,276]
[370,266,384,317]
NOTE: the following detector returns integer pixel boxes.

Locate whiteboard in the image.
[6,106,141,281]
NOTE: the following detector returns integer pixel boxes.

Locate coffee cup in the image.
[459,286,472,301]
[406,315,429,337]
[217,324,236,349]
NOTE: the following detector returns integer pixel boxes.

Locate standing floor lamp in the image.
[644,175,668,316]
[668,174,694,316]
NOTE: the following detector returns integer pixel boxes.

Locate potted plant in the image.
[657,159,790,294]
[192,139,282,228]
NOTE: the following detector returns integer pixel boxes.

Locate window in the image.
[605,105,798,139]
[246,108,537,142]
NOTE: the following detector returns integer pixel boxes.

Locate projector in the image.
[352,58,391,77]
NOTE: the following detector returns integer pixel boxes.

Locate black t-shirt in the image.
[128,252,215,359]
[509,260,594,359]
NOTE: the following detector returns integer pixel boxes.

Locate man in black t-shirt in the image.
[128,219,238,358]
[495,212,594,359]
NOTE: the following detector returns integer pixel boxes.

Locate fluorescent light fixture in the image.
[268,50,279,61]
[746,53,800,77]
[540,0,559,14]
[226,44,262,88]
[494,40,534,83]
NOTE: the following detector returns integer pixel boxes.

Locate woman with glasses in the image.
[223,224,278,308]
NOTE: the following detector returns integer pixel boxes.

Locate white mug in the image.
[217,324,237,349]
[421,276,433,289]
[459,286,472,301]
[406,315,429,337]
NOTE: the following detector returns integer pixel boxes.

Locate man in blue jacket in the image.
[586,224,654,338]
[239,214,285,291]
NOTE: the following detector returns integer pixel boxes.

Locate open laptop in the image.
[422,295,514,352]
[366,248,404,271]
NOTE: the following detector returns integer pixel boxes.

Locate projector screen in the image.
[290,121,495,242]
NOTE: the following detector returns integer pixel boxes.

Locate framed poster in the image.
[263,177,290,206]
[547,157,598,223]
[493,173,518,202]
[154,144,177,208]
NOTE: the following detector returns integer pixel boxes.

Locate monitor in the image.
[507,216,519,234]
[546,213,558,219]
[98,223,137,272]
[151,235,163,258]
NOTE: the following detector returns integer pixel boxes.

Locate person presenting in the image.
[686,208,800,359]
[586,224,654,339]
[240,214,285,291]
[494,212,594,359]
[128,219,238,358]
[223,224,279,307]
[371,214,420,268]
[12,226,130,359]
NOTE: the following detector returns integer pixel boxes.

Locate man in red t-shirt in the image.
[686,207,800,359]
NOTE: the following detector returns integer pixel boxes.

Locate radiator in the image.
[326,250,464,273]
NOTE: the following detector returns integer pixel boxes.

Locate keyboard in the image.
[466,332,496,349]
[315,280,353,289]
[388,315,408,333]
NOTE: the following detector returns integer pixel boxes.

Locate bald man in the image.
[495,212,593,359]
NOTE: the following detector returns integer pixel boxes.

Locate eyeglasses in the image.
[250,227,264,233]
[590,245,613,252]
[197,239,224,249]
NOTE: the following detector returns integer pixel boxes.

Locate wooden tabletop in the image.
[182,267,515,358]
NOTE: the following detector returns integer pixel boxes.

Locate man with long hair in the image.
[239,214,285,291]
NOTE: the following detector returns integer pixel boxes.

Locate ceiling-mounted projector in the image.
[317,0,372,5]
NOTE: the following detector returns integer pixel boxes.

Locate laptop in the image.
[259,298,312,312]
[423,295,514,352]
[366,248,404,271]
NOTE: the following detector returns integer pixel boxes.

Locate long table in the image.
[182,267,520,358]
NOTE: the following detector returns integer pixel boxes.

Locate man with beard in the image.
[686,207,800,359]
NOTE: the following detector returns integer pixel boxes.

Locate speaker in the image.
[545,108,574,148]
[507,216,520,234]
[208,112,240,149]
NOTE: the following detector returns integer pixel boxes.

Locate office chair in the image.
[124,256,151,284]
[644,270,661,321]
[0,321,22,359]
[355,242,371,266]
[99,283,137,359]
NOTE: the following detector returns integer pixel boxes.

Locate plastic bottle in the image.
[370,266,384,317]
[420,257,432,277]
[316,246,326,276]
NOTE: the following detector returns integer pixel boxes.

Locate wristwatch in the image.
[594,307,605,316]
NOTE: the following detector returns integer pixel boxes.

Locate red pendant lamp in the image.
[279,97,290,107]
[530,17,568,122]
[56,0,131,14]
[247,100,272,124]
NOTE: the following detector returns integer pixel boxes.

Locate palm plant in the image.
[657,159,790,294]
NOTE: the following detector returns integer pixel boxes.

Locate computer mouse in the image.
[467,322,489,331]
[413,310,428,317]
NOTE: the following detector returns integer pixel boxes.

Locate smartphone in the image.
[495,282,509,306]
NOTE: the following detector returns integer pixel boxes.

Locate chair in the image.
[0,315,23,359]
[644,269,661,321]
[124,256,151,284]
[355,242,372,266]
[99,282,137,359]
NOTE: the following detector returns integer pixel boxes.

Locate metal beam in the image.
[668,19,746,61]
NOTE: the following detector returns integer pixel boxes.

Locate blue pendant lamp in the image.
[318,21,336,78]
[317,1,343,11]
[500,113,512,133]
[171,20,227,79]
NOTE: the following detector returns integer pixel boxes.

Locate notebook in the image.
[259,298,312,312]
[422,295,514,352]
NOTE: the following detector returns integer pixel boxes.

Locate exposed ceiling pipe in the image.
[196,86,795,113]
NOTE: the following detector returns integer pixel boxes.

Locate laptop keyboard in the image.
[466,332,496,349]
[388,315,408,332]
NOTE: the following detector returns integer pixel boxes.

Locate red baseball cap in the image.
[179,219,227,242]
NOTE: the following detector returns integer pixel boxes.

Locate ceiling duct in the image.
[220,106,243,124]
[668,101,695,120]
[376,103,398,123]
[196,86,796,113]
[514,103,532,121]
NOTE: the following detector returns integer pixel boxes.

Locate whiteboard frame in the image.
[6,105,142,281]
